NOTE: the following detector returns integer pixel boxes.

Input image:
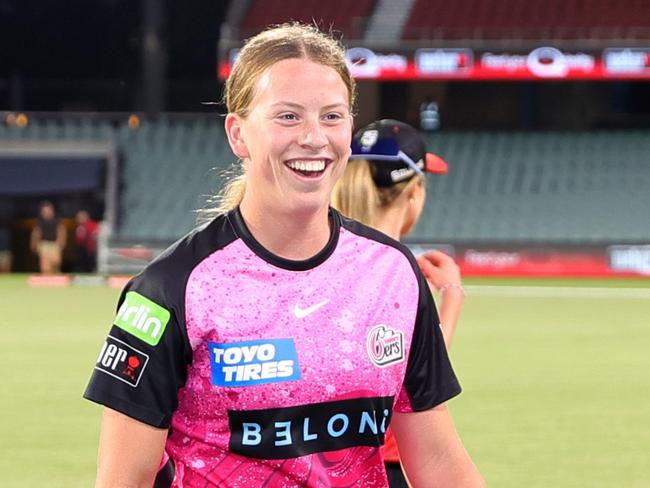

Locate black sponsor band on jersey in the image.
[95,335,149,387]
[228,396,393,459]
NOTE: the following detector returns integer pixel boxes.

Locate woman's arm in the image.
[416,250,464,348]
[390,405,484,488]
[95,407,168,488]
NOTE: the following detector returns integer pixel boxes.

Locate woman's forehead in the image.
[252,58,349,108]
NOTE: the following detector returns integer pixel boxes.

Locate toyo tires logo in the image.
[366,324,405,368]
[209,339,301,387]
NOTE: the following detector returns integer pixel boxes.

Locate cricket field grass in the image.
[1,274,648,487]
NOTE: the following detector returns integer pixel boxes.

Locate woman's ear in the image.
[406,179,421,202]
[406,179,426,218]
[225,113,250,159]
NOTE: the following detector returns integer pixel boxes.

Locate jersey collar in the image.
[228,207,341,271]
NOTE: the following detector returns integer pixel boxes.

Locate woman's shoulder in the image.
[337,212,406,249]
[336,211,420,273]
[132,213,238,288]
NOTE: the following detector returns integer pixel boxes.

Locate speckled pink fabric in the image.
[165,227,420,487]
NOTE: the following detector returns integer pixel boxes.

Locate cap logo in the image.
[359,130,378,150]
[390,167,416,183]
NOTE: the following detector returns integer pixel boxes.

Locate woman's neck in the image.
[374,204,407,241]
[239,198,332,261]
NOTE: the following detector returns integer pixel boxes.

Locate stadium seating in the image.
[1,117,236,241]
[362,0,415,42]
[402,0,650,40]
[115,118,236,240]
[2,118,649,244]
[239,0,376,39]
[225,0,650,44]
[413,130,650,243]
[0,118,113,140]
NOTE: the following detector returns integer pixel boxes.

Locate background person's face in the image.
[237,58,352,216]
[41,206,54,220]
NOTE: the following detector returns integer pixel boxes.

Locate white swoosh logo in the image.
[293,299,329,319]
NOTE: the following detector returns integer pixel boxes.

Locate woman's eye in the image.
[278,113,296,121]
[325,113,342,121]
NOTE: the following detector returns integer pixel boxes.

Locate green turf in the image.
[451,278,650,487]
[0,275,121,488]
[0,274,649,487]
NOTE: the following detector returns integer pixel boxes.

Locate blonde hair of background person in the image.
[87,24,484,488]
[332,119,464,348]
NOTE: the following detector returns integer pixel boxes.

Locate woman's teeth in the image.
[287,160,326,172]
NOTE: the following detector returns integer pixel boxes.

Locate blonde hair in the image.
[331,159,422,227]
[208,23,356,218]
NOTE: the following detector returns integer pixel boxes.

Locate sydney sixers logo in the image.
[366,324,404,367]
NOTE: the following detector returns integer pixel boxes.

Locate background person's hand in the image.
[417,249,464,349]
[416,249,462,292]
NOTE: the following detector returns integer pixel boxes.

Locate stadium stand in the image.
[403,0,650,40]
[364,0,415,42]
[238,0,376,39]
[2,117,649,245]
[1,117,234,241]
[0,117,113,141]
[115,118,234,240]
[415,130,650,243]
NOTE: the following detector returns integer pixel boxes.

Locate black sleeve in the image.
[395,268,462,412]
[83,268,192,428]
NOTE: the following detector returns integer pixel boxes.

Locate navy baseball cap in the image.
[349,119,448,187]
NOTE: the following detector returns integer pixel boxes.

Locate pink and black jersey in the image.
[84,208,461,487]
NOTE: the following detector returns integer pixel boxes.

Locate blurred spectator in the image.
[74,210,99,272]
[30,201,66,274]
[0,221,11,272]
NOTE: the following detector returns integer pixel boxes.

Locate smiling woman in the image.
[83,22,484,488]
[225,57,353,258]
[212,23,356,251]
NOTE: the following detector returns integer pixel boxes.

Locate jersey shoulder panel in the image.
[337,212,421,277]
[83,212,240,427]
[338,212,462,411]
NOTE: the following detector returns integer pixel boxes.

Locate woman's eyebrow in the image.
[269,101,304,110]
[269,102,348,110]
[321,103,349,111]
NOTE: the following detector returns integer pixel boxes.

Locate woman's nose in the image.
[299,120,328,149]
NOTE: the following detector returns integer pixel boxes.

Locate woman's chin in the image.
[281,191,331,217]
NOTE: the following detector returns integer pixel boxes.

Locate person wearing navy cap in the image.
[333,119,467,487]
[350,118,449,185]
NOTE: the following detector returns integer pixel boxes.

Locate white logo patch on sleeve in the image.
[366,324,405,368]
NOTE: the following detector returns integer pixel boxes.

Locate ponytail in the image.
[331,160,379,226]
[332,159,424,227]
